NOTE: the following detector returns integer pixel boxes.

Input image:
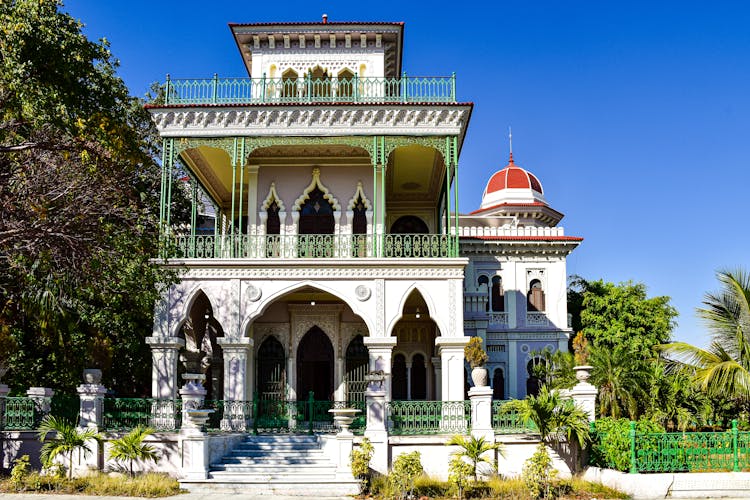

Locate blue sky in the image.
[64,1,750,347]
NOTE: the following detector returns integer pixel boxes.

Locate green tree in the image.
[580,280,677,357]
[0,0,184,393]
[590,344,646,419]
[108,425,159,477]
[38,416,101,479]
[447,434,502,482]
[663,269,750,405]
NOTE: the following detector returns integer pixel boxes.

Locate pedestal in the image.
[363,387,388,474]
[179,374,207,433]
[335,433,356,480]
[468,386,494,442]
[77,383,108,429]
[27,387,54,414]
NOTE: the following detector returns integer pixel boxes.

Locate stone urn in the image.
[184,408,214,434]
[471,366,489,387]
[328,407,361,436]
[82,368,103,385]
[574,365,593,383]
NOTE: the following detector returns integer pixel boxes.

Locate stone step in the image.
[215,458,331,467]
[233,442,321,452]
[180,477,359,496]
[228,447,325,456]
[211,462,336,472]
[242,435,319,443]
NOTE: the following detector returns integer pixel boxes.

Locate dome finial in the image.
[508,126,514,164]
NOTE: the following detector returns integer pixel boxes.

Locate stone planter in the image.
[82,368,102,385]
[471,366,489,387]
[574,365,593,383]
[328,407,361,436]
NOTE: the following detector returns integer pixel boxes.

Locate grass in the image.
[366,473,628,499]
[0,471,182,497]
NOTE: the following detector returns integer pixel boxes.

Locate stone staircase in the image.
[180,434,360,495]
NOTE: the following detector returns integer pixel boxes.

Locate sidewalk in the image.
[0,495,352,500]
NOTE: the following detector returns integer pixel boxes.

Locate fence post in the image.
[733,419,740,472]
[164,74,171,105]
[211,73,218,104]
[629,421,637,474]
[27,387,54,425]
[0,379,8,430]
[252,391,259,436]
[308,391,314,435]
[451,72,456,101]
[261,73,266,103]
[77,369,107,429]
[468,386,493,442]
[402,71,408,103]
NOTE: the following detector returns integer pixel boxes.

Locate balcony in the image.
[489,312,510,327]
[526,312,549,327]
[166,233,457,260]
[161,74,457,106]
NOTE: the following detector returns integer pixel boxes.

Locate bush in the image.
[9,455,31,490]
[0,471,180,497]
[390,451,424,499]
[522,443,557,499]
[350,437,374,493]
[413,475,452,498]
[589,417,664,471]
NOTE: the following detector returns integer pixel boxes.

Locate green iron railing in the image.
[168,233,456,259]
[51,394,80,424]
[387,400,470,435]
[101,398,182,431]
[2,397,39,430]
[162,74,457,106]
[492,400,536,434]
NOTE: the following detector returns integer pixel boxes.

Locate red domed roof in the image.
[485,154,543,195]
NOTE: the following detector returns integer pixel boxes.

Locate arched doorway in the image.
[178,290,224,401]
[297,326,334,401]
[411,354,427,400]
[345,335,369,403]
[390,215,429,234]
[492,368,505,400]
[257,336,286,400]
[299,187,334,258]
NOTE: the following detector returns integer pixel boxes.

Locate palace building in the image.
[145,18,581,427]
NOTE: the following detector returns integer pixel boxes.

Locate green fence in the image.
[593,420,750,473]
[1,397,39,430]
[101,398,182,431]
[491,400,536,434]
[163,74,457,106]
[387,400,470,435]
[169,233,456,260]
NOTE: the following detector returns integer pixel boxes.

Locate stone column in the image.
[76,371,107,474]
[217,337,253,431]
[468,386,494,441]
[27,387,54,416]
[431,357,442,400]
[364,386,388,475]
[405,361,412,401]
[363,336,397,401]
[146,336,185,399]
[571,366,597,422]
[435,337,470,401]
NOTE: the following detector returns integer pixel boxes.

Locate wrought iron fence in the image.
[50,394,80,424]
[387,400,470,435]
[1,397,39,430]
[162,74,457,106]
[101,398,182,431]
[169,233,456,259]
[491,400,535,434]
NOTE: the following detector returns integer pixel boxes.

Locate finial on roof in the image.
[322,14,328,24]
[508,126,514,164]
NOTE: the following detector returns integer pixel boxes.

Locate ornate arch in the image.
[293,167,340,212]
[170,284,221,338]
[386,283,446,337]
[260,182,285,211]
[346,181,372,210]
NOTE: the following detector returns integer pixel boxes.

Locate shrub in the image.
[9,455,31,490]
[390,451,424,499]
[0,471,180,497]
[589,417,664,471]
[413,475,452,498]
[522,443,557,499]
[350,437,374,493]
[108,426,159,477]
[448,455,473,498]
[464,336,488,368]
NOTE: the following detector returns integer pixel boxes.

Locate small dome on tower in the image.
[479,154,547,210]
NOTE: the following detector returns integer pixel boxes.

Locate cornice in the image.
[148,105,472,143]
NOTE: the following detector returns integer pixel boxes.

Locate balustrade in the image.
[386,400,470,435]
[489,312,510,327]
[162,75,457,106]
[526,312,549,327]
[101,398,182,431]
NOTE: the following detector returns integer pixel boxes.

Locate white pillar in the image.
[27,387,54,414]
[217,337,253,430]
[571,367,597,422]
[468,386,494,442]
[364,386,388,475]
[435,337,470,401]
[363,336,397,401]
[146,336,185,399]
[335,357,345,402]
[431,356,442,400]
[405,361,412,401]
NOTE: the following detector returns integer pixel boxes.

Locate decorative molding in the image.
[292,167,341,211]
[346,181,372,210]
[449,280,457,337]
[253,323,290,356]
[376,279,384,336]
[149,106,470,140]
[354,285,371,301]
[176,264,466,280]
[246,284,262,302]
[260,182,285,211]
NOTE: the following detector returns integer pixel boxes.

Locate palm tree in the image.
[109,425,159,477]
[38,416,101,480]
[663,269,750,402]
[504,386,590,448]
[447,434,502,482]
[590,345,647,419]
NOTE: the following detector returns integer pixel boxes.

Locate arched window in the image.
[527,279,546,312]
[392,354,407,400]
[257,336,286,401]
[411,354,427,400]
[337,68,354,99]
[478,275,490,312]
[345,335,369,403]
[281,69,298,99]
[308,66,331,98]
[299,187,334,235]
[492,368,505,400]
[390,215,429,234]
[491,276,505,312]
[266,200,280,235]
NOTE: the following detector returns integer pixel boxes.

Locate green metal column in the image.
[230,138,238,257]
[629,421,637,474]
[238,138,245,257]
[380,136,386,258]
[190,177,197,257]
[444,137,451,238]
[165,138,175,230]
[453,137,460,256]
[159,138,168,231]
[733,419,740,472]
[372,136,378,258]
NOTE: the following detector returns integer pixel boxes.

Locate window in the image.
[491,276,504,312]
[527,279,546,312]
